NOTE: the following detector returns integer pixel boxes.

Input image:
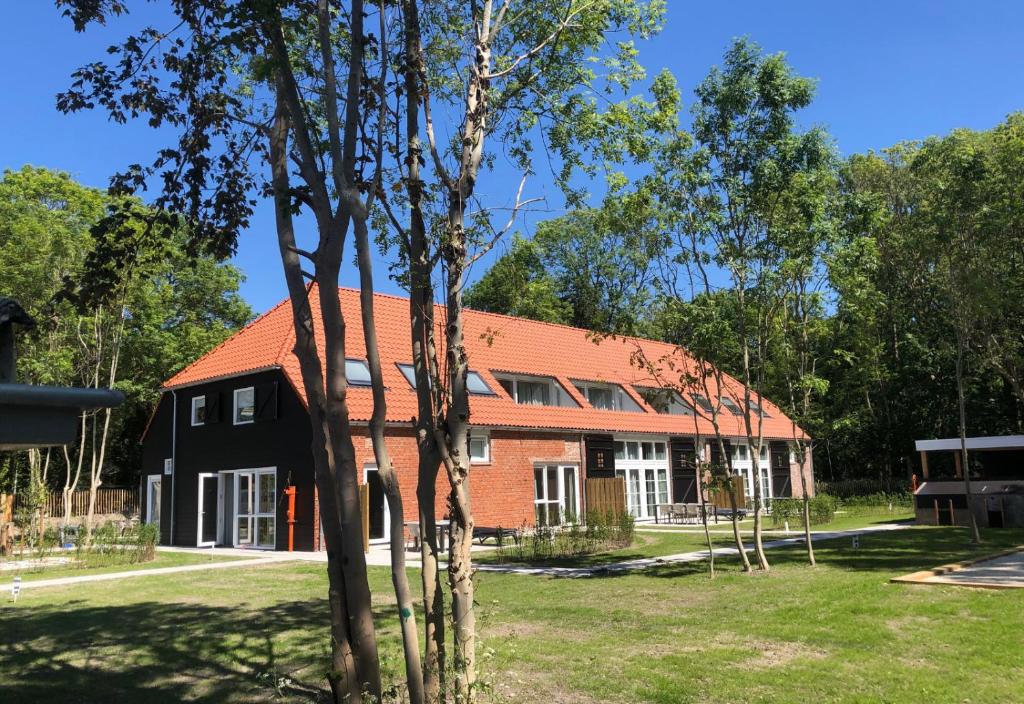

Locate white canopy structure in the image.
[915,435,1024,452]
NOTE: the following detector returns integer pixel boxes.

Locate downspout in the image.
[169,389,177,546]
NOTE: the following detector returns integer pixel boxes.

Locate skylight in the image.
[396,363,495,395]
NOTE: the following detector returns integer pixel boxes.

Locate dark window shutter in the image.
[709,439,732,470]
[255,382,279,422]
[205,392,221,423]
[670,437,698,502]
[584,434,615,479]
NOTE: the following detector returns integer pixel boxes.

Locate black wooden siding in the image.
[141,369,316,550]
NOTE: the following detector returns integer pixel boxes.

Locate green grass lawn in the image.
[2,550,249,583]
[478,511,916,568]
[2,525,1022,703]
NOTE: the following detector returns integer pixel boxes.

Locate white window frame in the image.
[163,458,173,475]
[146,475,162,527]
[469,429,490,465]
[190,395,206,426]
[494,373,577,408]
[533,463,580,526]
[233,386,255,425]
[614,436,671,521]
[230,466,276,549]
[573,380,644,413]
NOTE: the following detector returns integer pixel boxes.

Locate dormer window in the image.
[571,381,644,413]
[634,386,694,416]
[396,363,496,395]
[493,374,579,408]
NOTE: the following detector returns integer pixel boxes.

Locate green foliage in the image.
[494,511,635,564]
[770,495,837,527]
[0,167,252,490]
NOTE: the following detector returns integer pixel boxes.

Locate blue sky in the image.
[3,1,1022,314]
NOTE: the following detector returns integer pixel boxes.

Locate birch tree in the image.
[390,3,671,699]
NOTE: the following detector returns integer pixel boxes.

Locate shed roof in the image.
[164,285,807,439]
[915,436,1024,452]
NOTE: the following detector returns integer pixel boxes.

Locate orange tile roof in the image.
[165,285,807,440]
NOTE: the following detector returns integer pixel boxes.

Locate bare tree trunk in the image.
[796,443,815,567]
[402,2,447,697]
[955,336,982,544]
[354,212,426,704]
[269,105,379,703]
[62,419,86,530]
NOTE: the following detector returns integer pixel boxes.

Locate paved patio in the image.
[895,549,1024,589]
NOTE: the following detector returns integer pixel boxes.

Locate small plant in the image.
[494,511,635,564]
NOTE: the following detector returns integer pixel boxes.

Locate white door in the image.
[197,473,219,547]
[146,476,162,528]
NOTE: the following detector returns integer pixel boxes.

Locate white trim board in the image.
[915,435,1024,452]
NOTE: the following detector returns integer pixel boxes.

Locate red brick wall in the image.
[313,427,583,550]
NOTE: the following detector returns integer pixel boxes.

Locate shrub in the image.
[771,495,837,527]
[494,511,635,564]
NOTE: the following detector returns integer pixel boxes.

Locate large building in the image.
[141,286,812,551]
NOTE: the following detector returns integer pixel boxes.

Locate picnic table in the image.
[404,519,451,551]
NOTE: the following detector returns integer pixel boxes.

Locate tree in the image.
[391,2,672,700]
[464,234,569,323]
[466,191,665,336]
[58,2,395,699]
[649,38,832,571]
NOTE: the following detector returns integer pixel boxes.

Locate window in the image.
[720,397,743,416]
[469,430,490,464]
[191,396,206,426]
[466,371,495,395]
[654,442,667,461]
[235,468,276,548]
[614,441,625,460]
[534,464,579,526]
[641,442,655,460]
[163,458,173,476]
[572,381,644,412]
[635,386,694,415]
[346,359,373,387]
[760,445,768,461]
[397,363,495,395]
[691,394,715,414]
[626,442,640,460]
[750,400,771,418]
[493,374,579,407]
[234,387,255,425]
[734,444,748,461]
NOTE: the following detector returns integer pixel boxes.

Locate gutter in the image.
[170,389,177,546]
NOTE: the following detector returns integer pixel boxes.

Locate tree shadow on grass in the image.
[0,596,390,703]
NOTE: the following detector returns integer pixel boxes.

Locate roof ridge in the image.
[332,284,683,352]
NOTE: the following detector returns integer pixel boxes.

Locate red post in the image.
[285,485,297,552]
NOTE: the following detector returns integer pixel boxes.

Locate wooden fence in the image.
[14,488,140,518]
[709,476,746,510]
[585,477,626,517]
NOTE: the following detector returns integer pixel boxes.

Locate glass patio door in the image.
[234,469,276,548]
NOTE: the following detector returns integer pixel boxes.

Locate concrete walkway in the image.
[893,547,1024,589]
[4,523,909,592]
[1,554,288,593]
[476,523,911,578]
